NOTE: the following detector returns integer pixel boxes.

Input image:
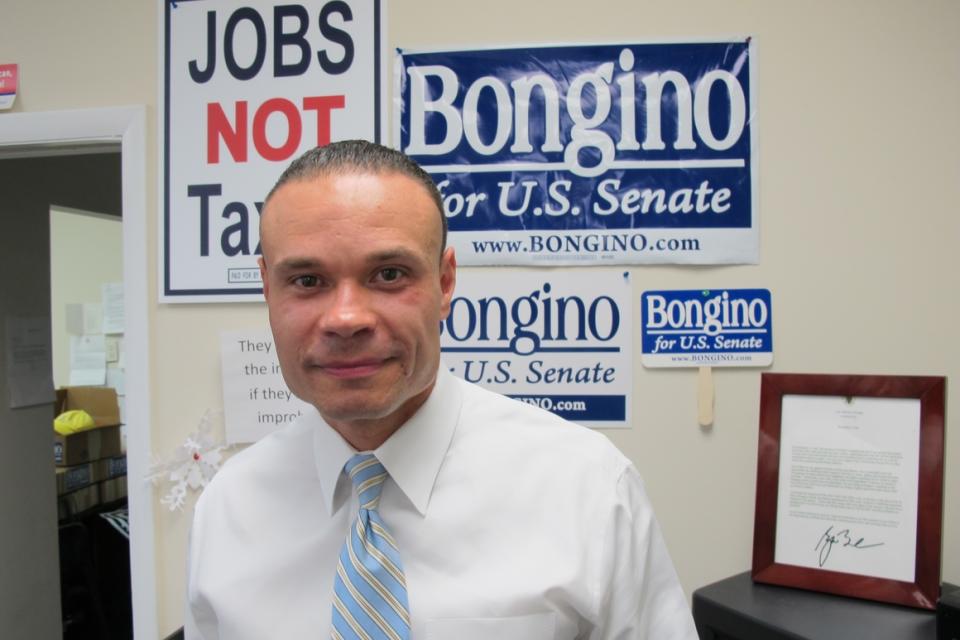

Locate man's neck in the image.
[329,419,402,452]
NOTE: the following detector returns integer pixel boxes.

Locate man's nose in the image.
[320,282,377,337]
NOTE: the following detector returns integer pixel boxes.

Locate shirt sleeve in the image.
[591,464,698,640]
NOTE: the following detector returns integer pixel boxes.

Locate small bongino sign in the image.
[640,288,772,367]
[0,63,18,110]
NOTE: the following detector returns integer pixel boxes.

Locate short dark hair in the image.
[265,140,447,252]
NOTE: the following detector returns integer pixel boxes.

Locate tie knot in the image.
[345,453,387,510]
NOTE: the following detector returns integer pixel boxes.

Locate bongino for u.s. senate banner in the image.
[395,40,758,267]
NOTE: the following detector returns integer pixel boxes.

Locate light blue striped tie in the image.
[332,454,410,640]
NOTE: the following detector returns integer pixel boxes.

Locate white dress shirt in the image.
[185,368,697,639]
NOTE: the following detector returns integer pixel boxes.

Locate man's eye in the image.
[293,275,320,288]
[377,268,404,283]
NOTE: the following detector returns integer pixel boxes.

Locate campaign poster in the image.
[396,40,758,266]
[640,288,773,367]
[162,0,385,302]
[441,269,632,428]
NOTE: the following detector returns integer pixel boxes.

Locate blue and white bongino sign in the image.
[395,40,757,266]
[441,269,632,428]
[641,289,772,367]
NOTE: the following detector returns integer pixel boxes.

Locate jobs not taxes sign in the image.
[161,0,385,302]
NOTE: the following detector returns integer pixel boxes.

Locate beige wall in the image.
[50,206,123,388]
[3,1,958,637]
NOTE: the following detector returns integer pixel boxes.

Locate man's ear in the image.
[258,256,270,300]
[438,247,457,320]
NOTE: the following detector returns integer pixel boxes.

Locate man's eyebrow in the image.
[367,248,423,264]
[272,249,425,272]
[273,257,324,272]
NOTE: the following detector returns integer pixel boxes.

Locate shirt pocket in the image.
[424,612,556,640]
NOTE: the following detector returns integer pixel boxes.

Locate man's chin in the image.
[310,393,398,425]
[297,371,435,431]
[318,405,390,423]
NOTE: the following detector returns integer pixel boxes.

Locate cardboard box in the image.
[54,425,123,467]
[56,463,94,495]
[55,455,127,494]
[100,475,128,504]
[57,483,100,520]
[54,386,122,466]
[56,386,121,428]
[97,454,127,479]
[57,476,129,520]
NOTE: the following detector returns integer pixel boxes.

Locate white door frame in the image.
[0,107,157,639]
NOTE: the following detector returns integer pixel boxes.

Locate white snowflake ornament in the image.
[148,410,236,511]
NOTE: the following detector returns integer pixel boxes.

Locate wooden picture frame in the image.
[752,373,945,609]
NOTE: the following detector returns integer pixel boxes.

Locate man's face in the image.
[259,171,456,441]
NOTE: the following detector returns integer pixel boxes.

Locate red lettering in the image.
[252,98,301,161]
[207,101,248,163]
[303,95,345,147]
[205,94,346,163]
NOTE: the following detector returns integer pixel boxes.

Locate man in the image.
[185,140,697,639]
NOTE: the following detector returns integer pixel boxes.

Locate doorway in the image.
[0,108,154,639]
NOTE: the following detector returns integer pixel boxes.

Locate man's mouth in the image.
[317,359,387,379]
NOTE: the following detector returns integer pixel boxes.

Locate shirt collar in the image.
[311,367,463,517]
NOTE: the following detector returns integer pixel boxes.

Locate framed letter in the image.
[752,373,945,609]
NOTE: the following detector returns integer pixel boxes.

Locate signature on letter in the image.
[815,525,884,567]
